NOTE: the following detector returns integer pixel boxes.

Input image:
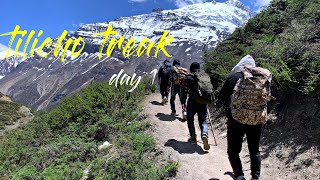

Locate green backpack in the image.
[193,71,214,104]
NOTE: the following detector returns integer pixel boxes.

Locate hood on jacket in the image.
[231,55,256,74]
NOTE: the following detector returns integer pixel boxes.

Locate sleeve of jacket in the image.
[170,67,175,83]
[158,67,163,81]
[267,74,273,101]
[216,73,242,108]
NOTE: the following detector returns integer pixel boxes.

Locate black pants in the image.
[227,117,262,179]
[160,82,170,99]
[170,85,187,113]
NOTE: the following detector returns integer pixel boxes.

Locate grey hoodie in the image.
[230,55,256,74]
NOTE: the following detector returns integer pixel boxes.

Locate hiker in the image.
[158,59,173,105]
[170,59,188,118]
[217,55,272,180]
[185,62,214,151]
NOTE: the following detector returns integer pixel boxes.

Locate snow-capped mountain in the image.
[0,46,25,79]
[0,0,254,110]
[74,0,253,52]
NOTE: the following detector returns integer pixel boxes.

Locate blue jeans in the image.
[170,85,187,113]
[186,100,208,138]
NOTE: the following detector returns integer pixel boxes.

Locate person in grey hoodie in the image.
[217,55,262,180]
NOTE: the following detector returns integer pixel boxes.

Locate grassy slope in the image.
[0,79,177,179]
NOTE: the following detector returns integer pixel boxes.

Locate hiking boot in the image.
[171,111,176,116]
[182,110,187,120]
[187,137,197,144]
[164,97,168,104]
[236,176,246,180]
[161,98,165,105]
[202,135,210,150]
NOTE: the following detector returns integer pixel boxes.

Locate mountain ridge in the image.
[0,0,254,110]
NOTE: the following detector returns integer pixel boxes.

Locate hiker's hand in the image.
[267,96,276,103]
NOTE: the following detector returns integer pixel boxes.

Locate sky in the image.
[0,0,271,51]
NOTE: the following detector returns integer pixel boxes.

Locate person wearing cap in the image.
[184,62,210,150]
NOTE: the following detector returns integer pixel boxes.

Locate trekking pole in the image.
[207,108,218,146]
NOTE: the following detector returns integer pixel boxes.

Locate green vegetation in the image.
[0,79,177,179]
[205,0,320,97]
[0,100,25,129]
[205,1,320,175]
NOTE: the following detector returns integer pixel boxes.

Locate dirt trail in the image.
[143,94,245,180]
[0,106,34,136]
[143,94,296,180]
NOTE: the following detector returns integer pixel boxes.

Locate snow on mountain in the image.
[0,0,255,110]
[166,0,253,32]
[0,44,25,77]
[75,0,254,50]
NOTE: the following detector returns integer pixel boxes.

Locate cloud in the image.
[129,0,148,2]
[171,0,208,8]
[0,43,8,52]
[254,0,271,11]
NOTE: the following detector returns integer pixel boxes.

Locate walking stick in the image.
[207,108,218,146]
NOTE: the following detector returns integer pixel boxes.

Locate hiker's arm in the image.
[216,79,232,108]
[184,75,193,94]
[267,75,275,101]
[169,69,174,86]
[217,73,241,108]
[158,67,163,82]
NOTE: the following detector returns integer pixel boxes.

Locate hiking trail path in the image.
[143,94,281,180]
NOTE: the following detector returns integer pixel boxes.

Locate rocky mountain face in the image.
[0,49,24,79]
[0,0,254,110]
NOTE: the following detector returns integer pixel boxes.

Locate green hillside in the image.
[204,0,320,176]
[0,80,177,179]
[205,0,320,96]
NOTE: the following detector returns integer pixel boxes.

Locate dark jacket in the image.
[185,73,199,101]
[158,64,173,85]
[217,72,242,117]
